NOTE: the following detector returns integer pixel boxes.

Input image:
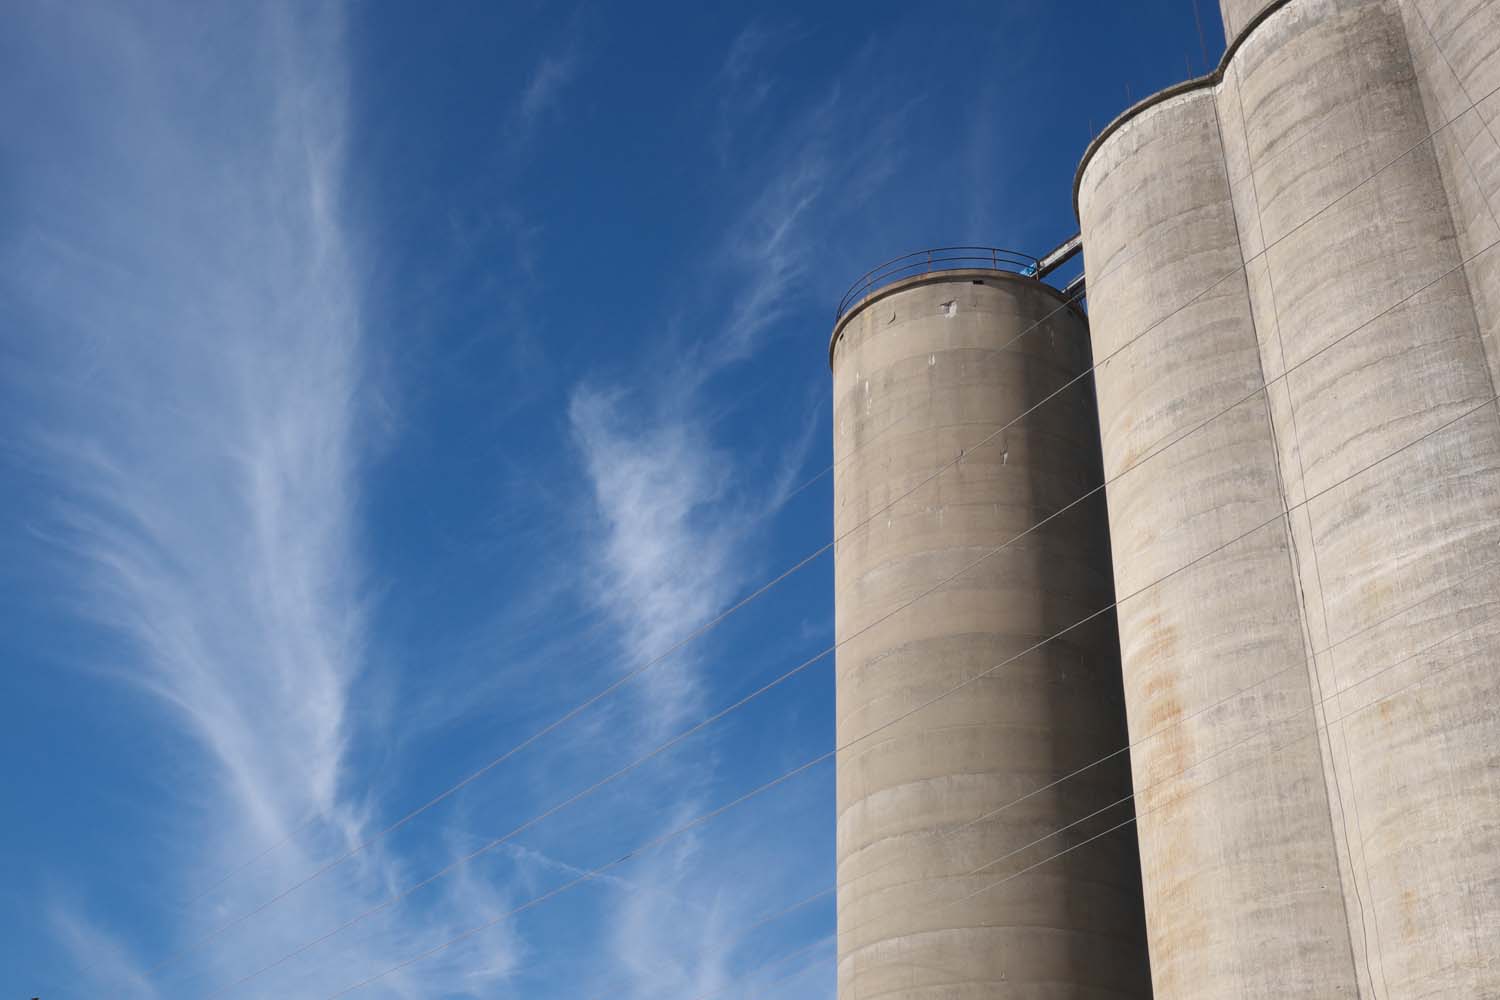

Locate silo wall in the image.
[1077,0,1500,995]
[1395,0,1500,420]
[830,271,1151,999]
[1076,83,1361,998]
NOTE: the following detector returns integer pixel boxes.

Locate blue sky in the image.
[0,2,1222,997]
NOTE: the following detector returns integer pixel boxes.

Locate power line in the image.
[746,942,831,1000]
[723,547,1500,999]
[140,271,1107,984]
[622,83,1500,983]
[140,157,1168,981]
[198,286,1113,995]
[683,541,1500,999]
[711,232,1500,982]
[133,11,1444,940]
[320,755,837,1000]
[212,235,1150,933]
[675,104,1500,1000]
[884,592,1500,984]
[203,449,1087,993]
[694,71,1500,1000]
[180,814,320,908]
[181,73,1500,991]
[304,377,1500,998]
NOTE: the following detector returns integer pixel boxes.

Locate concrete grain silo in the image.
[829,257,1152,998]
[1074,0,1500,995]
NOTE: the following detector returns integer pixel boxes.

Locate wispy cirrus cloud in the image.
[563,372,800,1000]
[692,79,913,383]
[552,27,912,1000]
[519,49,582,126]
[567,386,738,740]
[711,21,788,163]
[4,3,523,996]
[514,12,591,139]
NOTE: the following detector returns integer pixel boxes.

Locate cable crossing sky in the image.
[123,68,1500,997]
[165,69,1500,994]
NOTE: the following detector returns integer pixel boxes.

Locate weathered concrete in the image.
[1077,0,1500,995]
[1078,82,1361,999]
[830,271,1152,999]
[1398,0,1500,427]
[1221,0,1285,39]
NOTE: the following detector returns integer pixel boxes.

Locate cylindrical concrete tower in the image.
[1075,0,1500,995]
[830,264,1152,999]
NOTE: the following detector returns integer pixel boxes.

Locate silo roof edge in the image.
[1071,0,1294,221]
[827,268,1082,369]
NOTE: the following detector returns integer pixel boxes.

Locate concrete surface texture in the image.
[1220,0,1283,39]
[1076,0,1500,995]
[829,271,1151,999]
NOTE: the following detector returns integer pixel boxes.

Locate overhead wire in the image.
[170,250,1101,931]
[318,754,838,1000]
[744,944,831,1000]
[184,257,1117,996]
[710,537,1500,997]
[302,279,1500,998]
[137,0,1448,938]
[694,440,1500,997]
[183,72,1500,994]
[672,130,1500,1000]
[203,427,1096,994]
[149,207,1187,998]
[310,385,1500,999]
[635,87,1500,997]
[140,121,1186,976]
[180,814,321,907]
[140,262,1107,984]
[678,536,1500,1000]
[718,139,1500,1000]
[698,83,1500,1000]
[862,584,1500,995]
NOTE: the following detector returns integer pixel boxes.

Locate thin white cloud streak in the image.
[723,23,777,86]
[590,787,839,1000]
[519,50,581,125]
[761,391,825,519]
[712,21,785,164]
[608,822,735,998]
[692,78,913,383]
[5,3,521,995]
[48,903,160,1000]
[567,387,738,741]
[555,33,909,999]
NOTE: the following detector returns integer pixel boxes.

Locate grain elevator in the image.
[830,1,1500,996]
